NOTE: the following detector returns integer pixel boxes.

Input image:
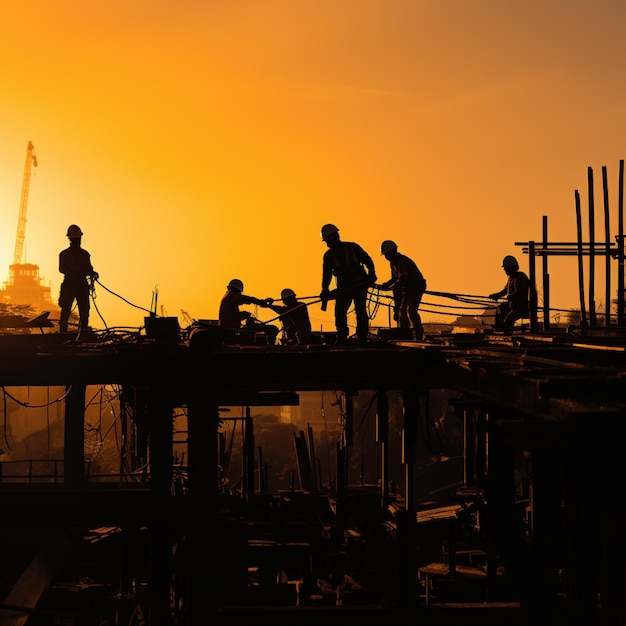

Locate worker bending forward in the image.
[379,240,426,340]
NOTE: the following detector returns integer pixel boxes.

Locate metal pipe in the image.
[542,216,550,330]
[576,190,588,328]
[588,167,596,325]
[529,241,539,331]
[618,159,625,325]
[602,166,611,326]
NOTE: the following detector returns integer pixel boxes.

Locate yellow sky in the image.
[1,0,625,332]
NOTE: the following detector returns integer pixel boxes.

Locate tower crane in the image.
[13,141,37,266]
[0,140,53,314]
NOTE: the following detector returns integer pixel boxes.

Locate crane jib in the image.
[13,140,37,267]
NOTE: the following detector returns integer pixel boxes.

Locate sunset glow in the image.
[1,1,625,332]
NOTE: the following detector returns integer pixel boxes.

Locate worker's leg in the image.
[334,293,351,342]
[494,303,510,331]
[76,290,91,330]
[353,287,370,342]
[261,324,280,345]
[406,293,424,339]
[58,284,72,332]
[59,308,70,333]
[397,306,411,329]
[502,309,522,332]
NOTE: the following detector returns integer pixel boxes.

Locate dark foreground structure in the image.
[0,320,625,626]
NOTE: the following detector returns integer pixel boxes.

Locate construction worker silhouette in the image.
[218,278,279,345]
[320,224,377,344]
[58,224,98,333]
[379,240,427,340]
[266,288,319,345]
[488,255,530,331]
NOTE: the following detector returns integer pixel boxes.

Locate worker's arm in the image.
[241,295,273,307]
[357,245,377,284]
[320,252,334,310]
[488,287,507,300]
[378,278,397,290]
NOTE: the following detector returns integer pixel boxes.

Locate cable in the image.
[94,278,154,314]
[366,285,382,320]
[1,385,72,408]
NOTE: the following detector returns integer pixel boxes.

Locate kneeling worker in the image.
[218,278,279,345]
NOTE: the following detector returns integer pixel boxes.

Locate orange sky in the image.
[1,1,625,332]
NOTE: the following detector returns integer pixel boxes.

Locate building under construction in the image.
[0,160,625,626]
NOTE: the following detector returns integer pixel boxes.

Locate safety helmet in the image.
[502,255,519,269]
[380,240,398,255]
[321,223,339,241]
[227,278,244,292]
[66,224,83,238]
[281,288,296,301]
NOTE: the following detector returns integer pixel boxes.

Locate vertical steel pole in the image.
[588,167,596,326]
[618,160,625,325]
[542,216,550,330]
[602,166,611,326]
[528,241,539,332]
[576,190,588,328]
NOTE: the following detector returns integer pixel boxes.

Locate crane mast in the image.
[13,141,37,266]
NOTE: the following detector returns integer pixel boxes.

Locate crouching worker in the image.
[266,288,321,346]
[488,255,530,332]
[218,278,279,345]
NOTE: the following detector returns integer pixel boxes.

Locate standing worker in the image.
[379,240,427,340]
[320,223,377,344]
[218,278,279,345]
[488,255,530,332]
[59,224,99,333]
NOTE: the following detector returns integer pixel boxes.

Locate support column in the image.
[243,408,255,509]
[401,391,418,511]
[376,389,389,511]
[64,383,86,488]
[148,386,174,626]
[187,390,219,624]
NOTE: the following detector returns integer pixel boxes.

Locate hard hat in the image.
[66,224,83,238]
[281,288,296,300]
[321,223,339,241]
[502,255,519,269]
[227,278,244,292]
[380,240,398,255]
